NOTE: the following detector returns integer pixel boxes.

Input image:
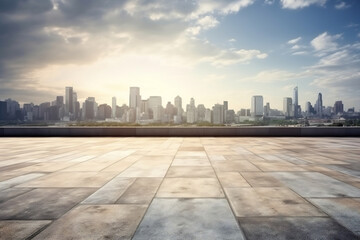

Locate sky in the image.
[0,0,359,111]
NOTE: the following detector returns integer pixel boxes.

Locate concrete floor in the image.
[0,137,359,239]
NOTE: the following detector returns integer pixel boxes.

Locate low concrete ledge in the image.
[1,127,360,137]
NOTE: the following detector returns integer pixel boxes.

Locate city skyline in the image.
[0,1,359,110]
[1,85,356,125]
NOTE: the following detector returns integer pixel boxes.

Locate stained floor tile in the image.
[33,205,147,240]
[133,198,245,240]
[239,217,358,240]
[1,137,360,239]
[157,178,224,198]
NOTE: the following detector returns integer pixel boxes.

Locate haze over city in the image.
[1,0,359,110]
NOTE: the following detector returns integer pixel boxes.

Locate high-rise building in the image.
[305,101,314,116]
[223,101,228,122]
[98,104,112,120]
[293,86,299,118]
[212,104,224,124]
[82,97,97,120]
[112,97,117,118]
[197,104,206,122]
[65,87,73,116]
[283,97,293,118]
[334,101,344,114]
[56,96,64,106]
[0,101,7,120]
[186,98,197,123]
[129,87,141,109]
[148,96,162,119]
[204,109,212,123]
[148,96,162,111]
[315,93,323,117]
[174,96,182,116]
[264,102,270,117]
[251,96,264,118]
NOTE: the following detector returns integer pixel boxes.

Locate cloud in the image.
[172,38,268,66]
[281,0,327,9]
[264,0,275,5]
[310,32,341,52]
[288,37,302,45]
[335,2,350,10]
[229,38,236,42]
[306,41,360,105]
[292,51,308,55]
[242,69,304,83]
[197,15,219,30]
[0,0,257,92]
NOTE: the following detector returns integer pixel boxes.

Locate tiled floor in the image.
[0,137,360,239]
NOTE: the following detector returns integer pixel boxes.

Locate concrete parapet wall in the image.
[1,127,360,137]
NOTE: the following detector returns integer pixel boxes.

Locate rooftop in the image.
[0,137,359,239]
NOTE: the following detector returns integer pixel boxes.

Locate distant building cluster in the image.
[0,86,358,124]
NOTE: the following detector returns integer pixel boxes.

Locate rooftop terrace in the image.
[0,137,359,239]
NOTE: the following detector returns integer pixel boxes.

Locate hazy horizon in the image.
[1,0,359,110]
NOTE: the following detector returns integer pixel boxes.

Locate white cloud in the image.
[311,32,341,52]
[288,37,302,45]
[281,0,327,9]
[242,69,304,83]
[229,38,237,42]
[264,0,275,5]
[202,48,268,66]
[292,51,308,55]
[291,44,301,50]
[335,2,350,10]
[197,16,219,30]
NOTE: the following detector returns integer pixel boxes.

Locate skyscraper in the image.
[212,104,224,124]
[293,86,298,118]
[316,93,323,117]
[65,87,73,116]
[223,101,228,122]
[187,98,197,123]
[112,97,116,118]
[283,97,293,118]
[334,101,344,114]
[129,87,141,109]
[174,96,182,116]
[251,96,264,118]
